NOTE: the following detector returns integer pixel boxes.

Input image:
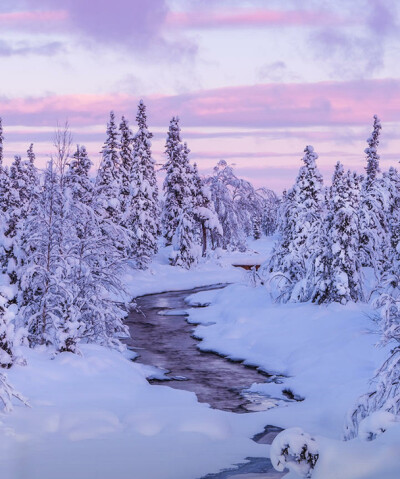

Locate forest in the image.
[0,104,399,478]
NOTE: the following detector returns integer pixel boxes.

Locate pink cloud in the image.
[166,9,345,29]
[0,10,68,27]
[1,79,400,130]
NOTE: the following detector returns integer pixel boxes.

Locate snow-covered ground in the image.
[1,237,399,479]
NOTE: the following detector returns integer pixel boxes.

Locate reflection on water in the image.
[124,284,281,413]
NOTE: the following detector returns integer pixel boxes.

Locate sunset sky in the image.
[1,0,400,191]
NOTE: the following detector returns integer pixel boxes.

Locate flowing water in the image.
[124,284,285,478]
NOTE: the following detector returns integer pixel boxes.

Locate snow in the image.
[2,344,270,479]
[1,236,399,478]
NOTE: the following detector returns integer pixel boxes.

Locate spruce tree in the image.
[96,111,122,222]
[163,116,184,245]
[0,119,10,214]
[170,196,199,269]
[119,116,134,223]
[65,145,94,205]
[382,167,400,254]
[25,144,40,206]
[313,164,363,304]
[128,100,160,267]
[359,115,390,272]
[268,146,324,302]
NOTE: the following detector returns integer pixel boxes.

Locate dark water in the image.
[124,284,281,413]
[124,284,286,478]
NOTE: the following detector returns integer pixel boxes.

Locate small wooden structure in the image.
[232,264,262,271]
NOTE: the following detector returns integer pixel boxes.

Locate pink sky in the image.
[1,0,400,192]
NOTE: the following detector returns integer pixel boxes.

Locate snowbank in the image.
[1,344,270,479]
[186,282,396,478]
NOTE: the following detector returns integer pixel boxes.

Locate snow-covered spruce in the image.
[119,115,134,227]
[162,116,185,246]
[382,166,400,255]
[170,196,201,269]
[65,144,94,205]
[359,115,391,272]
[0,118,10,215]
[313,163,363,304]
[268,146,325,303]
[126,100,160,268]
[0,152,40,358]
[96,111,122,223]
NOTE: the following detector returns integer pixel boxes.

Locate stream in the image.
[124,284,286,479]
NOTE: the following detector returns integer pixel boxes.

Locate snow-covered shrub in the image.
[344,273,400,440]
[271,427,319,478]
[0,372,29,413]
[358,411,398,441]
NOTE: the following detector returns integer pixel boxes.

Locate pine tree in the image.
[119,116,134,222]
[268,146,324,302]
[313,164,363,304]
[96,111,122,222]
[359,115,390,272]
[0,119,10,214]
[25,144,40,205]
[0,118,3,166]
[267,188,296,276]
[170,196,199,269]
[0,162,28,408]
[382,167,400,254]
[163,116,184,245]
[65,145,94,205]
[127,100,160,267]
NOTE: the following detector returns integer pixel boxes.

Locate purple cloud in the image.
[309,0,400,78]
[0,40,64,57]
[10,1,184,54]
[0,78,399,129]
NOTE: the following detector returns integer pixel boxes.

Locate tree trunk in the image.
[201,221,207,257]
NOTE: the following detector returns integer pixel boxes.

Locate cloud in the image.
[0,79,399,129]
[0,40,64,57]
[2,1,197,61]
[165,8,345,29]
[0,9,67,27]
[257,61,299,82]
[309,0,400,78]
[11,1,170,49]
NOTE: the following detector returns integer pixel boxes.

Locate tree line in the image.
[0,101,277,409]
[265,115,400,443]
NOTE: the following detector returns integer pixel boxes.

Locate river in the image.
[124,284,285,479]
